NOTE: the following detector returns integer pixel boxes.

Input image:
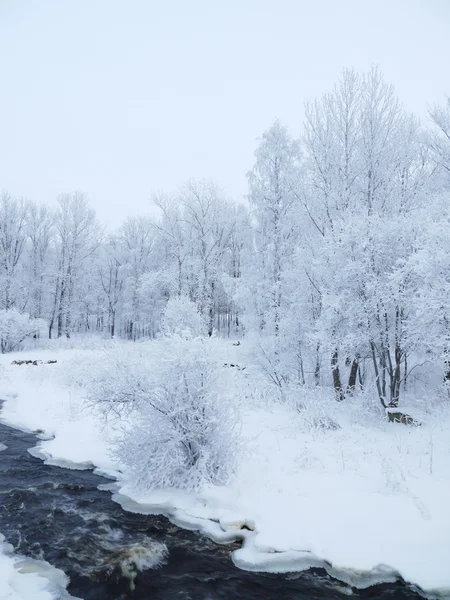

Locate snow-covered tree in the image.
[88,336,240,490]
[160,295,206,338]
[246,121,301,335]
[0,309,47,353]
[119,216,154,340]
[299,68,433,400]
[50,192,101,338]
[0,192,28,310]
[26,202,55,320]
[180,179,235,335]
[98,235,125,338]
[153,181,237,336]
[429,96,450,182]
[238,121,302,386]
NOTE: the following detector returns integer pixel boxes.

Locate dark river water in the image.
[0,421,432,600]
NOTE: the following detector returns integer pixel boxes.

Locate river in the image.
[0,421,430,600]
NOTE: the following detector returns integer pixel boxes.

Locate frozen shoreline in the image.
[0,534,77,600]
[1,347,450,598]
[11,435,409,594]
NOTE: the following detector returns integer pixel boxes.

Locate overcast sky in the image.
[0,0,449,227]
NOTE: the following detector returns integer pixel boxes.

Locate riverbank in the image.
[0,534,73,600]
[0,419,427,600]
[1,342,449,598]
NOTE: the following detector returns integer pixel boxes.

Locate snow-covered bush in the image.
[160,295,206,338]
[283,385,341,433]
[0,309,47,353]
[83,343,152,418]
[87,335,240,490]
[138,269,178,337]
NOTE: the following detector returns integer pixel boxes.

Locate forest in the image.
[1,68,449,411]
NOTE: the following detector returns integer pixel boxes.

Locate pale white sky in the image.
[0,0,449,227]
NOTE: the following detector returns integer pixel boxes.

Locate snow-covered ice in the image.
[0,534,76,600]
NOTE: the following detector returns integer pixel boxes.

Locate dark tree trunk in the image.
[346,357,359,394]
[331,349,343,401]
[370,341,386,408]
[208,281,215,337]
[389,343,402,407]
[57,278,66,338]
[314,343,320,386]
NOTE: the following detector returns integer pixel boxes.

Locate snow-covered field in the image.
[1,342,450,598]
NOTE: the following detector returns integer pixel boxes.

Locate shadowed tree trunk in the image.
[371,341,386,408]
[331,349,343,401]
[346,356,359,394]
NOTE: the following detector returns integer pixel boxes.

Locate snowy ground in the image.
[1,342,450,598]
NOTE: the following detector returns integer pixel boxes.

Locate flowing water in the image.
[0,421,430,600]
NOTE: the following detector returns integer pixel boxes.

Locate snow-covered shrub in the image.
[0,309,47,353]
[87,335,240,490]
[29,332,109,352]
[138,269,178,337]
[240,333,288,392]
[82,343,153,418]
[284,385,342,433]
[160,295,206,338]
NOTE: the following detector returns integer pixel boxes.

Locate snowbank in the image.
[0,534,75,600]
[1,344,450,597]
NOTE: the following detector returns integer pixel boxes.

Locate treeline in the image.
[0,183,241,341]
[1,67,450,406]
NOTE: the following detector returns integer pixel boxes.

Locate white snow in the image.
[1,344,450,597]
[0,534,76,600]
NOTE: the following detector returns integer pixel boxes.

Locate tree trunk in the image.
[389,343,402,407]
[370,341,386,408]
[208,281,215,337]
[57,276,66,338]
[314,343,321,386]
[346,357,359,394]
[331,349,343,401]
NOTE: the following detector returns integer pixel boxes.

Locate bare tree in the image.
[119,216,154,340]
[51,192,100,338]
[180,179,235,336]
[429,96,450,181]
[98,235,125,338]
[0,192,28,310]
[26,201,55,319]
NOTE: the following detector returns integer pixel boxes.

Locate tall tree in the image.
[0,192,28,310]
[98,235,125,338]
[119,216,154,340]
[26,202,55,319]
[52,192,100,338]
[241,121,302,386]
[180,179,234,336]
